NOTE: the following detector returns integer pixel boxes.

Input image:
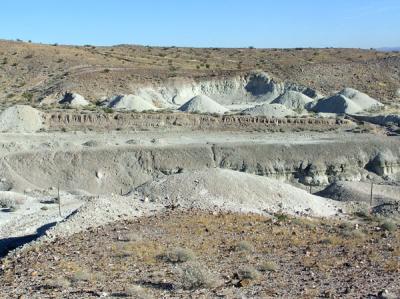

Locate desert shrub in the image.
[0,196,23,211]
[70,270,92,283]
[294,107,305,114]
[274,212,289,222]
[158,247,195,263]
[353,208,370,218]
[118,232,142,242]
[178,262,219,290]
[233,241,254,252]
[237,266,260,280]
[380,220,396,232]
[340,227,366,239]
[103,107,114,113]
[123,285,151,299]
[258,261,278,272]
[46,276,71,289]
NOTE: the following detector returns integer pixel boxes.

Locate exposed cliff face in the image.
[44,111,350,131]
[366,151,400,177]
[95,72,315,109]
[1,136,398,194]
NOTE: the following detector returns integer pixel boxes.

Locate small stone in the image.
[95,170,103,179]
[236,279,252,287]
[377,289,396,299]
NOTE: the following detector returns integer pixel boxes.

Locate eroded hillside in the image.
[1,40,400,107]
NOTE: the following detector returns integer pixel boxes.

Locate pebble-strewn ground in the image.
[0,211,398,298]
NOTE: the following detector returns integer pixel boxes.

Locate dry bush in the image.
[123,285,152,299]
[113,240,163,264]
[45,276,71,289]
[158,247,195,263]
[340,228,366,239]
[237,266,260,280]
[380,220,396,232]
[233,241,254,252]
[0,196,24,211]
[258,261,278,272]
[118,232,143,242]
[70,269,92,283]
[178,262,219,290]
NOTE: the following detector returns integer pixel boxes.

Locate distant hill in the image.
[376,47,400,52]
[0,39,399,107]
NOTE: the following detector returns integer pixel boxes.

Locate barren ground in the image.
[1,211,398,299]
[1,40,400,106]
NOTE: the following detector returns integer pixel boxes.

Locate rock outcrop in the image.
[44,111,350,131]
[1,134,398,194]
[0,105,45,133]
[59,92,89,107]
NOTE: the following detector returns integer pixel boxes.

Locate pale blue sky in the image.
[0,0,399,48]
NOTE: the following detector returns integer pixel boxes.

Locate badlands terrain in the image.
[0,40,399,298]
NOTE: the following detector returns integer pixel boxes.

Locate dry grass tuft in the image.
[178,261,219,290]
[233,240,254,252]
[158,247,196,263]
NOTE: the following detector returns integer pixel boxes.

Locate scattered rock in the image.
[377,289,396,299]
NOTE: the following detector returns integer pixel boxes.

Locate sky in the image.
[0,0,399,48]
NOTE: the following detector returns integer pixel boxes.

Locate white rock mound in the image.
[312,88,383,114]
[136,169,341,217]
[271,90,314,111]
[59,92,89,107]
[339,88,383,110]
[106,94,158,111]
[312,95,361,114]
[241,103,296,117]
[179,95,228,114]
[0,105,44,133]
